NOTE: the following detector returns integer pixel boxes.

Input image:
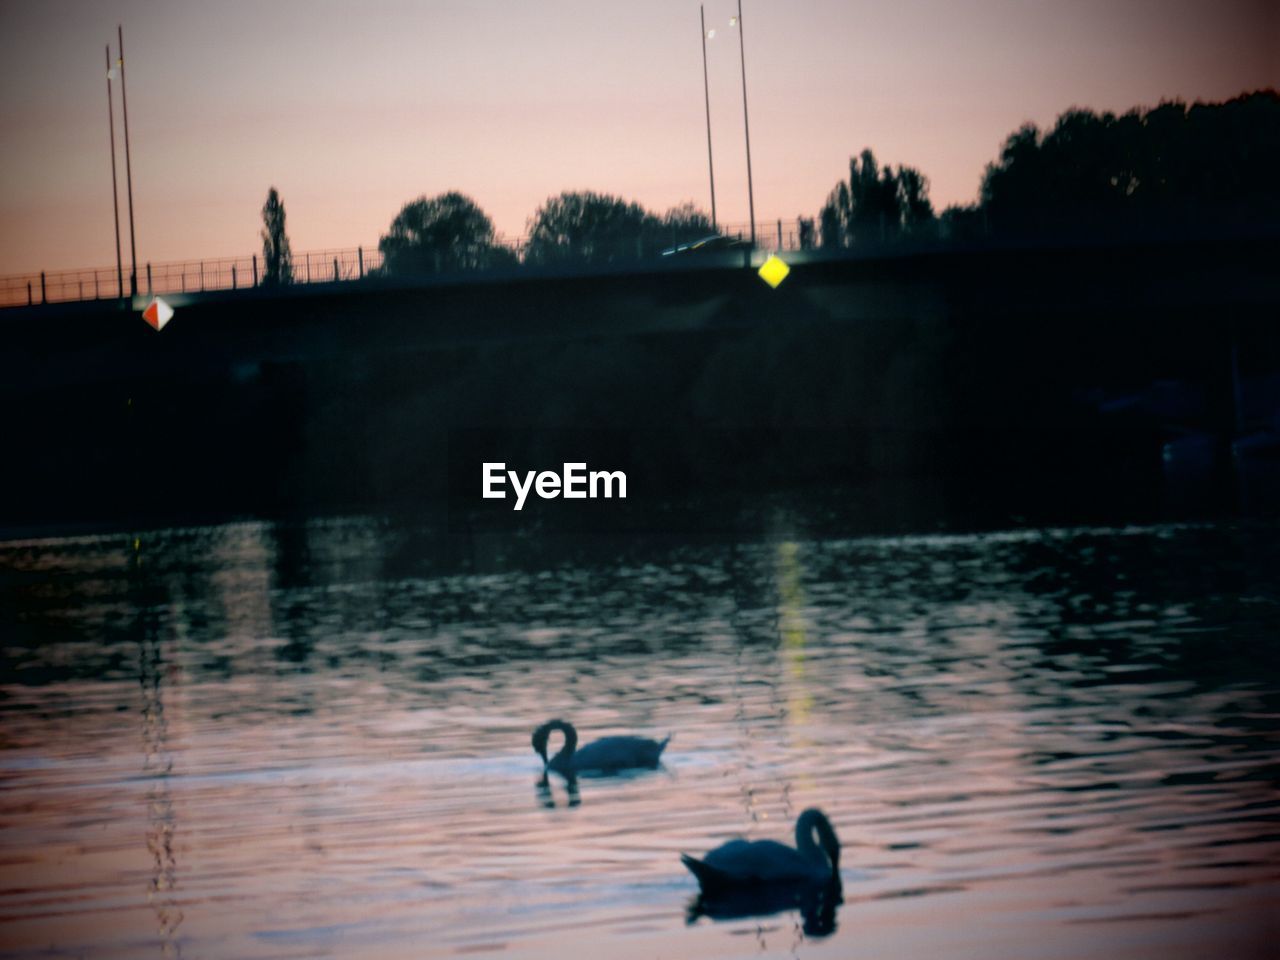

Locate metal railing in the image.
[0,219,813,309]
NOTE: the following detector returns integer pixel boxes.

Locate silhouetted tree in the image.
[809,91,1279,252]
[937,204,987,243]
[260,187,293,286]
[379,192,515,276]
[797,216,816,250]
[895,167,934,234]
[524,191,667,265]
[819,149,935,248]
[818,190,844,251]
[978,91,1280,239]
[660,202,715,246]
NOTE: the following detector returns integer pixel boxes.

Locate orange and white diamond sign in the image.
[142,297,173,331]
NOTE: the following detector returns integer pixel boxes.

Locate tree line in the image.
[814,89,1279,249]
[259,189,717,284]
[258,90,1279,283]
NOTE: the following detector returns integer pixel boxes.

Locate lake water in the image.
[1,516,1277,959]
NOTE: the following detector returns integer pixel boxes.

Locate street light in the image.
[730,1,756,247]
[117,25,138,297]
[105,46,123,299]
[700,5,717,231]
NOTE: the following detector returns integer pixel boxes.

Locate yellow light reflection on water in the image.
[775,540,813,727]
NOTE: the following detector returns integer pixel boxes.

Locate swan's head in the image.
[531,723,552,765]
[796,808,841,875]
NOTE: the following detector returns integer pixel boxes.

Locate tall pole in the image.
[118,25,138,297]
[700,5,717,231]
[105,46,124,300]
[735,0,755,246]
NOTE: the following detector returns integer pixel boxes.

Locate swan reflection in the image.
[686,875,843,938]
[535,772,580,808]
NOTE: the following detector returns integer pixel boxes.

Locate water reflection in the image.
[138,591,184,959]
[687,875,843,938]
[0,517,1277,959]
[535,772,581,809]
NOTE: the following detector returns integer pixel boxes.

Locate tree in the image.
[378,192,514,276]
[818,185,846,251]
[976,92,1280,239]
[659,202,715,246]
[524,191,665,266]
[895,167,934,234]
[810,92,1279,251]
[937,204,986,243]
[797,217,816,250]
[818,149,935,248]
[260,187,293,286]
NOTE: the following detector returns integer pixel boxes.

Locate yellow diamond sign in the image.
[757,254,790,289]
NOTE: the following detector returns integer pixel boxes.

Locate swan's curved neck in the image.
[795,809,840,873]
[545,719,578,766]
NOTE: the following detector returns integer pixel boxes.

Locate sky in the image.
[0,0,1275,274]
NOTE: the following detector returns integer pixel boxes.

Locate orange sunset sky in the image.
[0,0,1275,275]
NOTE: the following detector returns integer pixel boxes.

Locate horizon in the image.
[0,0,1275,275]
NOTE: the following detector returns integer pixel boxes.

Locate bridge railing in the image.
[0,219,813,309]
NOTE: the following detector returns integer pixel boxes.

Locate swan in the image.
[681,808,841,891]
[531,718,670,776]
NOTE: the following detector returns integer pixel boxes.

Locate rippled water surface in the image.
[1,518,1278,959]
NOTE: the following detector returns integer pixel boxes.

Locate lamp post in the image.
[118,25,138,297]
[105,46,123,300]
[700,5,717,231]
[732,0,756,246]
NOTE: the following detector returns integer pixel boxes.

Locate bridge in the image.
[2,237,1275,534]
[0,218,806,308]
